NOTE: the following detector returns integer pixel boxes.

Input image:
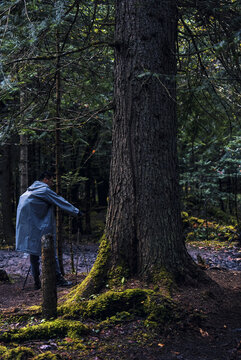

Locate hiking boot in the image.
[56,275,73,287]
[34,277,41,290]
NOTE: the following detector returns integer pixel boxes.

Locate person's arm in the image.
[44,187,79,216]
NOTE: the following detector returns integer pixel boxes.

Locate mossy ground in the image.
[1,211,240,359]
[1,269,241,359]
[0,279,184,359]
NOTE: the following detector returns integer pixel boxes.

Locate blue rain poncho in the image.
[16,181,79,256]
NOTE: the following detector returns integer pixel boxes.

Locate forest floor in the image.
[0,242,241,360]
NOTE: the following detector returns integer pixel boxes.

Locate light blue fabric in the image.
[16,181,79,256]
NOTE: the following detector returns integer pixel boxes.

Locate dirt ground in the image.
[0,268,241,360]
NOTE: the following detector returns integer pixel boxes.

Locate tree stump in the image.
[0,269,9,282]
[41,234,57,319]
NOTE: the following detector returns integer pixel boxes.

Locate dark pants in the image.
[30,254,62,281]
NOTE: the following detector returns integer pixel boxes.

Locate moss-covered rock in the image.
[0,319,89,343]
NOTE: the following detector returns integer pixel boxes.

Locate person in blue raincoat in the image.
[16,171,81,290]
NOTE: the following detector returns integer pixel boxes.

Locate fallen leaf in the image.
[64,337,73,343]
[199,328,209,337]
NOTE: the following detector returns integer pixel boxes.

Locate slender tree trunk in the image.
[55,28,64,274]
[19,135,28,195]
[17,67,29,195]
[85,159,92,234]
[0,145,15,245]
[219,179,225,212]
[105,0,196,280]
[97,178,108,206]
[41,234,57,319]
[234,172,239,226]
[227,176,233,215]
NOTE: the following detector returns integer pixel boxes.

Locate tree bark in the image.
[105,0,196,280]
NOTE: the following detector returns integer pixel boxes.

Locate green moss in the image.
[0,345,7,355]
[28,306,41,312]
[0,313,40,328]
[0,319,89,343]
[144,293,175,325]
[58,338,86,351]
[33,351,62,360]
[63,288,147,319]
[107,265,129,287]
[98,311,133,328]
[61,234,111,308]
[2,346,35,359]
[62,287,176,329]
[143,320,159,329]
[151,268,174,294]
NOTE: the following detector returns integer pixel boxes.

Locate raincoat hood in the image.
[27,181,48,191]
[16,181,79,256]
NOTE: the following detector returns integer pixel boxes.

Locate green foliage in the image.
[0,0,240,247]
[0,0,114,176]
[182,212,238,243]
[177,0,241,221]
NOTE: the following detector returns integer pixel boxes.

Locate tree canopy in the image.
[0,0,240,255]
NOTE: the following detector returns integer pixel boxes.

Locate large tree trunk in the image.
[105,0,195,281]
[64,1,200,302]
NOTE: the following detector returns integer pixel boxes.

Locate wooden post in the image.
[41,234,57,319]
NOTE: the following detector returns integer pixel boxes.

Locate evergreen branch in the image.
[180,16,233,124]
[60,1,80,52]
[4,41,112,65]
